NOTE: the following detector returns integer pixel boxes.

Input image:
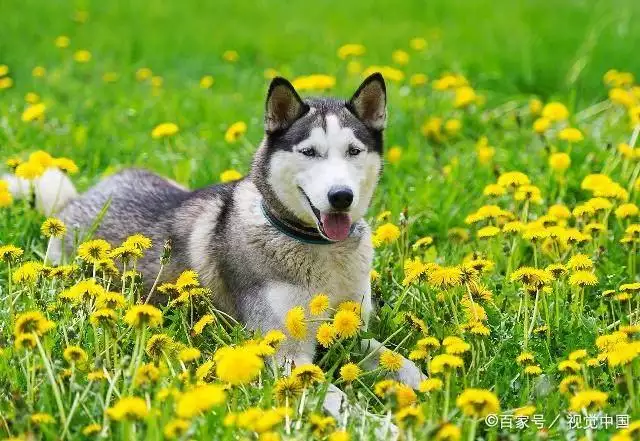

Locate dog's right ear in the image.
[265,77,309,134]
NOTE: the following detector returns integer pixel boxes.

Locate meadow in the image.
[1,0,640,439]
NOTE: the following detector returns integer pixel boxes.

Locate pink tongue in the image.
[320,212,352,241]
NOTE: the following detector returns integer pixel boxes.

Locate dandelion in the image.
[224,121,248,143]
[73,50,92,63]
[146,333,175,359]
[569,390,608,412]
[192,314,215,335]
[30,413,55,425]
[456,388,500,418]
[428,266,463,289]
[106,396,149,421]
[419,378,443,392]
[292,363,325,387]
[524,365,542,375]
[435,423,461,441]
[12,261,43,285]
[374,222,401,244]
[568,271,598,287]
[15,161,46,180]
[497,171,530,188]
[560,375,584,394]
[163,419,190,439]
[178,347,201,363]
[542,102,569,121]
[328,430,350,441]
[136,67,153,81]
[340,362,361,383]
[175,384,226,418]
[274,376,303,401]
[309,293,330,315]
[332,309,360,338]
[285,306,307,339]
[292,74,337,90]
[533,117,551,133]
[615,203,639,219]
[63,345,88,365]
[54,157,79,174]
[337,43,366,59]
[41,218,66,238]
[124,305,163,328]
[387,146,402,164]
[316,323,337,348]
[135,363,160,386]
[380,349,404,372]
[21,102,47,122]
[220,169,242,182]
[214,346,263,385]
[0,245,24,262]
[430,354,464,374]
[151,122,179,139]
[549,152,571,172]
[222,50,239,62]
[78,239,112,264]
[454,86,477,108]
[558,127,584,142]
[14,311,54,337]
[410,73,428,87]
[392,49,410,65]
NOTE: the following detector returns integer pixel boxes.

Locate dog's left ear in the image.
[265,77,309,134]
[347,73,387,131]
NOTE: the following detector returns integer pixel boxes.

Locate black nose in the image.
[328,186,354,210]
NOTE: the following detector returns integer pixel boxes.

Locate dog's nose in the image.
[328,186,354,210]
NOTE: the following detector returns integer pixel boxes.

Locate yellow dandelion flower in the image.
[224,121,247,143]
[73,50,92,63]
[151,122,179,139]
[316,323,337,348]
[340,362,361,383]
[124,305,163,328]
[542,102,569,121]
[220,169,242,183]
[379,349,404,372]
[332,310,360,338]
[337,43,366,59]
[292,363,325,387]
[430,354,463,374]
[192,314,215,336]
[285,306,307,339]
[106,396,148,421]
[41,218,66,238]
[214,346,263,385]
[569,389,608,412]
[175,384,226,418]
[456,388,500,418]
[419,378,443,393]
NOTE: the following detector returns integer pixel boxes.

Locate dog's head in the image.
[252,73,386,241]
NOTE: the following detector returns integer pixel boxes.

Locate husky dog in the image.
[8,73,424,423]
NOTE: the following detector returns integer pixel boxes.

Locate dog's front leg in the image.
[360,338,426,389]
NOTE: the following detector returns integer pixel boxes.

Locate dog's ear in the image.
[347,73,387,131]
[265,77,309,133]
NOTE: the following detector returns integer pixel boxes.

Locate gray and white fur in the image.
[7,74,425,430]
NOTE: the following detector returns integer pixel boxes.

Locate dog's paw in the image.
[395,357,427,389]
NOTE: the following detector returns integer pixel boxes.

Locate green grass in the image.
[1,0,640,440]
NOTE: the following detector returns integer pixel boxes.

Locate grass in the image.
[1,0,640,440]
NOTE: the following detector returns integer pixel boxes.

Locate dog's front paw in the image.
[394,357,427,389]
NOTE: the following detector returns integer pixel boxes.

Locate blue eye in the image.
[300,148,317,157]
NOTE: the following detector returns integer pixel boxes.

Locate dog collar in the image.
[260,200,355,245]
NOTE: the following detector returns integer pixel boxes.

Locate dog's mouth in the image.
[298,187,352,241]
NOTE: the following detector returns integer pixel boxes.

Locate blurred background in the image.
[2,0,639,102]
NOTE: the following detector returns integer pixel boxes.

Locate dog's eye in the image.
[347,146,362,157]
[300,147,317,157]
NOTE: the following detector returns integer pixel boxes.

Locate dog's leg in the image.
[360,338,426,388]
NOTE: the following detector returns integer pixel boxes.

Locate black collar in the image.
[260,200,356,245]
